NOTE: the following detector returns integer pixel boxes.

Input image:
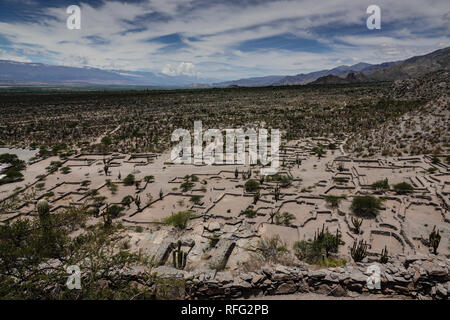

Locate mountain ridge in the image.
[0,47,448,87]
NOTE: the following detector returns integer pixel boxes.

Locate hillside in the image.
[345,70,450,157]
[283,47,450,86]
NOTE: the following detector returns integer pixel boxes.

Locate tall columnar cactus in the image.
[172,240,187,270]
[351,217,363,234]
[36,199,50,219]
[274,185,280,202]
[429,226,441,255]
[379,245,389,264]
[351,239,368,262]
[134,195,141,210]
[253,190,260,204]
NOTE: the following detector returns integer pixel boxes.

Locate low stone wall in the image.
[180,255,449,300]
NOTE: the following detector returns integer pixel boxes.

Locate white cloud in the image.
[0,0,448,79]
[162,62,197,76]
[0,49,31,63]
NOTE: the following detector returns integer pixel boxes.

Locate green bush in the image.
[189,195,202,205]
[350,195,383,217]
[60,166,71,174]
[163,210,195,229]
[242,208,257,218]
[244,179,260,192]
[392,182,413,194]
[123,174,135,186]
[293,226,342,264]
[180,181,194,192]
[371,178,389,191]
[106,204,125,218]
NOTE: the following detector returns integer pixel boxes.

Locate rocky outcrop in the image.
[207,239,236,270]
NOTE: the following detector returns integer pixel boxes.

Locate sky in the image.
[0,0,449,80]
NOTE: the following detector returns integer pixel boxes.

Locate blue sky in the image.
[0,0,449,80]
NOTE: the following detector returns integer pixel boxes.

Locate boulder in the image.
[329,284,347,297]
[276,281,297,295]
[208,239,236,270]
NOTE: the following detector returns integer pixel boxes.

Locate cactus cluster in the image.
[351,239,368,262]
[351,216,363,234]
[429,226,441,254]
[379,245,389,264]
[172,240,187,270]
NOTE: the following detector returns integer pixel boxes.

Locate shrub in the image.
[266,174,291,187]
[254,236,289,264]
[242,208,257,218]
[324,195,344,209]
[106,204,125,218]
[163,210,195,229]
[392,182,414,194]
[123,174,135,186]
[60,166,71,174]
[244,179,260,192]
[144,175,155,183]
[189,195,202,205]
[81,180,91,187]
[293,225,342,264]
[371,178,389,192]
[180,181,194,192]
[350,195,382,218]
[276,211,296,226]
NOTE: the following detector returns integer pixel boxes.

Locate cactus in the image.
[36,199,50,219]
[351,216,363,234]
[351,239,368,262]
[380,245,389,264]
[253,190,260,204]
[274,185,280,202]
[134,195,141,210]
[428,225,441,255]
[172,240,187,270]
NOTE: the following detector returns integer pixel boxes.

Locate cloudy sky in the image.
[0,0,449,80]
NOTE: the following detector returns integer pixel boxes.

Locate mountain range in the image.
[0,47,448,87]
[0,61,217,87]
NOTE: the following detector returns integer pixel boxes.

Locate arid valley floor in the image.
[0,73,449,300]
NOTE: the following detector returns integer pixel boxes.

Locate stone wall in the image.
[178,254,449,300]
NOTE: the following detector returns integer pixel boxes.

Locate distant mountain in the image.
[1,47,448,87]
[366,47,450,81]
[310,47,450,85]
[0,60,216,87]
[212,75,285,87]
[212,62,383,87]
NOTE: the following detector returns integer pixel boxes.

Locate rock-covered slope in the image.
[346,71,450,157]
